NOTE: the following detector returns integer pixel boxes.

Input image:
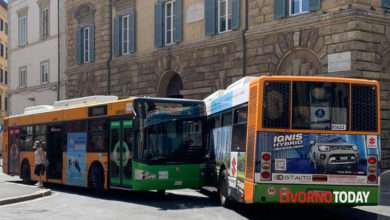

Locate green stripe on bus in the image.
[123,120,133,128]
[253,182,379,205]
[111,121,120,128]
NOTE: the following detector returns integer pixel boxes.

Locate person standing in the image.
[34,140,46,188]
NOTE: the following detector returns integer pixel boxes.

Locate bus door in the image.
[109,119,134,188]
[47,125,64,180]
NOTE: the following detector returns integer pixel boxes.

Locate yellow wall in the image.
[0,3,7,154]
[136,0,245,54]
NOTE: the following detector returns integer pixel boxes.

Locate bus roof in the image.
[6,96,203,122]
[204,75,379,116]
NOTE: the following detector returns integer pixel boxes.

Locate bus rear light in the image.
[367,175,377,183]
[262,153,271,161]
[261,171,271,179]
[368,157,377,164]
[260,152,272,181]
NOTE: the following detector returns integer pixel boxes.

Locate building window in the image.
[218,0,232,33]
[40,6,49,40]
[5,22,7,35]
[0,43,4,57]
[76,25,95,64]
[121,15,130,55]
[113,10,135,57]
[83,26,91,63]
[19,66,27,88]
[18,15,28,47]
[205,0,239,36]
[4,70,7,85]
[0,69,3,84]
[164,0,176,46]
[40,61,49,84]
[290,0,310,16]
[0,19,3,32]
[154,0,182,48]
[4,96,7,112]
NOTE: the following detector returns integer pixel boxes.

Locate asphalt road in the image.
[0,184,389,220]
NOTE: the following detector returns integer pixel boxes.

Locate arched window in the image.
[158,72,183,98]
[166,74,183,98]
[277,49,321,75]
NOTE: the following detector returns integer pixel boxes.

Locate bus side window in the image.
[34,125,47,146]
[232,106,248,152]
[263,81,290,129]
[88,119,108,152]
[222,111,233,127]
[20,126,33,151]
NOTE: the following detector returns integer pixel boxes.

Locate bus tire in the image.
[218,170,231,207]
[21,160,32,185]
[157,190,166,196]
[89,163,105,195]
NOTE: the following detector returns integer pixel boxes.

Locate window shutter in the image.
[154,0,164,48]
[129,9,136,53]
[113,16,122,57]
[383,0,390,8]
[205,0,216,36]
[309,0,321,11]
[90,25,95,63]
[174,0,183,43]
[76,27,83,65]
[274,0,287,19]
[232,0,241,30]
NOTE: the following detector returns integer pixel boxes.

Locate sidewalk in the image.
[0,162,51,205]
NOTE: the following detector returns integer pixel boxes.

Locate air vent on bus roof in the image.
[226,77,257,90]
[53,96,118,108]
[24,105,54,114]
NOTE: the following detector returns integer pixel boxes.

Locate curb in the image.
[0,189,52,206]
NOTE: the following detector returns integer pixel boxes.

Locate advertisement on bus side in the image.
[256,132,380,177]
[66,132,87,187]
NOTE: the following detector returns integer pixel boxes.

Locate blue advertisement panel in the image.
[67,132,87,187]
[256,132,380,175]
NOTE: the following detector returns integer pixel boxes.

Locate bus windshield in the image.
[136,100,205,164]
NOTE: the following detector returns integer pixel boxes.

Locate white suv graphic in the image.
[310,143,359,173]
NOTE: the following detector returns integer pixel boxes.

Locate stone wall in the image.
[65,0,111,97]
[63,0,390,169]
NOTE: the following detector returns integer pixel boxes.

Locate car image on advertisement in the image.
[309,143,359,174]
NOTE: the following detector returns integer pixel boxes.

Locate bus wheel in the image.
[157,190,166,196]
[90,164,104,195]
[218,170,231,207]
[21,161,32,185]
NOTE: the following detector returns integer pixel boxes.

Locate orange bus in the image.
[204,76,380,206]
[3,96,207,193]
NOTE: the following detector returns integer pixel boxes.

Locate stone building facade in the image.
[64,0,390,168]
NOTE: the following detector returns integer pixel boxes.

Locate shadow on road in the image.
[41,183,220,211]
[8,181,390,220]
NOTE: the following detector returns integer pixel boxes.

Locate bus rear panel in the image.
[249,77,380,205]
[205,76,380,206]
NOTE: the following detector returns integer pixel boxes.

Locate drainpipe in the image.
[57,0,61,100]
[107,0,113,95]
[241,0,249,76]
